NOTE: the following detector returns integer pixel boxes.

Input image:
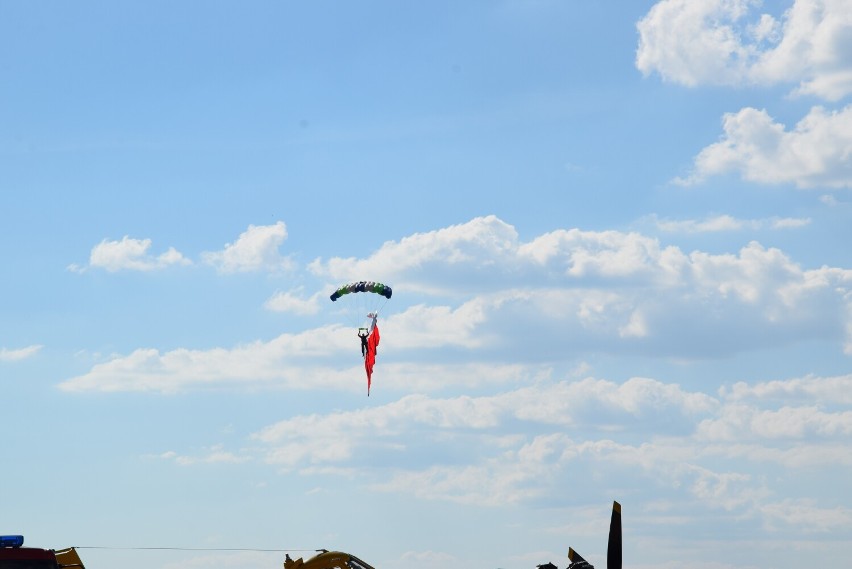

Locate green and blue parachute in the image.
[329,281,392,302]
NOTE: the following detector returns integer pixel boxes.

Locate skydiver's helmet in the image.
[358,327,369,337]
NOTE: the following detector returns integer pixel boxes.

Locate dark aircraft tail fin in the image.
[606,501,622,569]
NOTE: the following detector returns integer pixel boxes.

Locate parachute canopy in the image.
[330,281,392,302]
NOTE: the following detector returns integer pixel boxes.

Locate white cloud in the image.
[724,373,852,404]
[382,301,492,349]
[74,222,293,275]
[651,214,811,232]
[656,214,749,233]
[156,444,251,466]
[696,404,852,440]
[637,0,761,88]
[251,377,718,473]
[520,228,674,279]
[235,370,852,536]
[57,328,543,394]
[678,105,852,189]
[62,218,852,391]
[637,0,852,101]
[311,220,848,349]
[686,465,765,510]
[449,240,850,358]
[314,215,825,295]
[820,193,841,205]
[96,361,850,538]
[700,440,852,469]
[57,326,355,393]
[309,215,521,295]
[753,0,852,100]
[202,221,292,273]
[771,216,812,229]
[0,344,42,362]
[760,499,852,532]
[377,433,573,506]
[264,288,323,315]
[699,373,852,441]
[639,1,852,190]
[80,236,190,272]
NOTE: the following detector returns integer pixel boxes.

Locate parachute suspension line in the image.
[372,296,390,317]
[356,297,386,340]
[328,280,392,330]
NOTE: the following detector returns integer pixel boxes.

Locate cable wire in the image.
[73,547,321,553]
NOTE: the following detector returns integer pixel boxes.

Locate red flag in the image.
[364,324,380,396]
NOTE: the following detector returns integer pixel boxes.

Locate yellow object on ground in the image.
[55,547,86,568]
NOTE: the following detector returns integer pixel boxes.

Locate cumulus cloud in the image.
[202,221,292,273]
[242,371,852,534]
[637,0,852,101]
[322,219,852,357]
[0,344,42,361]
[62,218,852,391]
[249,377,718,480]
[637,0,762,88]
[677,105,852,189]
[312,216,847,300]
[696,403,852,440]
[378,433,574,506]
[310,215,519,295]
[251,380,711,503]
[53,215,852,527]
[56,310,545,393]
[698,373,852,441]
[57,326,355,393]
[638,1,852,190]
[73,222,294,275]
[723,373,852,403]
[254,377,715,446]
[72,236,190,272]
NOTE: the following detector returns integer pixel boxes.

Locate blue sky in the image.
[2,1,852,568]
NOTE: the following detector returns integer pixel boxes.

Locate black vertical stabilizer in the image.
[606,501,622,569]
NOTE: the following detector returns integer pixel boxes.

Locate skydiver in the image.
[358,328,369,357]
[366,312,378,356]
[357,312,378,357]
